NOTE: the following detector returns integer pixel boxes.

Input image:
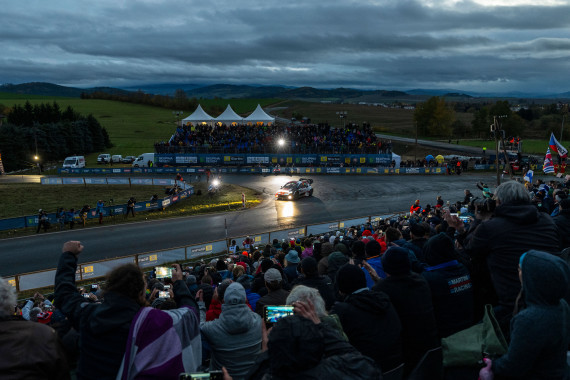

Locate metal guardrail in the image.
[5,213,400,292]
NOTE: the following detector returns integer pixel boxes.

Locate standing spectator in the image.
[283,250,300,283]
[0,278,70,380]
[55,241,201,380]
[480,250,570,379]
[228,239,240,255]
[554,198,570,250]
[198,282,262,379]
[463,181,559,329]
[255,268,290,317]
[362,239,386,289]
[79,205,90,227]
[95,200,105,224]
[66,208,75,229]
[292,257,336,311]
[371,247,439,375]
[332,264,403,374]
[56,207,66,230]
[125,197,136,218]
[36,209,49,233]
[423,232,474,338]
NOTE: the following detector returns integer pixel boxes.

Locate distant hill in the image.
[0,82,131,98]
[1,81,569,102]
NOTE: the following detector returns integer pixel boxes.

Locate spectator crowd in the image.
[155,122,393,156]
[2,177,570,379]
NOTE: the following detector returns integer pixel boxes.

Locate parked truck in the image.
[132,153,155,167]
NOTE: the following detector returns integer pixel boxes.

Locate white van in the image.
[62,156,86,168]
[111,154,123,163]
[132,153,155,167]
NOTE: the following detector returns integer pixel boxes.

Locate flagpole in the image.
[562,114,565,142]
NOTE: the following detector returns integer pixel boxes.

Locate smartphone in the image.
[179,371,223,380]
[264,305,294,324]
[163,285,171,290]
[155,266,172,279]
[158,290,169,298]
[450,213,458,217]
[459,216,471,223]
[83,293,90,298]
[91,284,98,289]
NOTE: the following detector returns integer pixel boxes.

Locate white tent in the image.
[244,104,275,125]
[181,105,214,126]
[392,153,401,168]
[214,105,243,125]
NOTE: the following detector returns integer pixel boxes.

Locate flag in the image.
[549,133,568,158]
[543,148,555,174]
[524,169,533,183]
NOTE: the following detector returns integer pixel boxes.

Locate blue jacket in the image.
[363,256,386,289]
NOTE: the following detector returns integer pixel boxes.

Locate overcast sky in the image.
[1,0,570,94]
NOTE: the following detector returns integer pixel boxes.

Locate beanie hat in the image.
[223,282,247,305]
[186,275,197,286]
[260,258,273,273]
[216,259,227,271]
[382,247,411,275]
[410,223,425,238]
[235,262,247,271]
[300,257,318,276]
[264,268,282,283]
[334,243,349,255]
[285,250,300,264]
[423,232,457,266]
[362,229,372,237]
[321,242,334,256]
[337,264,367,295]
[351,240,366,259]
[365,240,382,258]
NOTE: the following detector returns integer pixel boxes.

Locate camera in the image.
[471,197,496,214]
[179,371,223,380]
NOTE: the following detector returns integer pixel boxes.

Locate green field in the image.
[0,93,279,165]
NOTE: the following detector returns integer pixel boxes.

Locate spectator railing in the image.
[5,213,399,292]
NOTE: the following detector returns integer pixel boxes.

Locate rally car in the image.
[275,178,314,200]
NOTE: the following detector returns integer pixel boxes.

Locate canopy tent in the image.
[214,105,243,126]
[425,154,435,162]
[244,104,275,125]
[435,154,445,164]
[182,105,214,126]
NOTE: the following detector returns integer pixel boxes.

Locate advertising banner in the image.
[107,178,129,185]
[176,156,198,164]
[131,178,153,185]
[41,178,63,185]
[84,177,108,184]
[339,217,370,229]
[188,241,227,259]
[269,227,307,243]
[18,269,80,291]
[306,222,340,236]
[247,156,270,164]
[62,177,84,185]
[5,277,16,289]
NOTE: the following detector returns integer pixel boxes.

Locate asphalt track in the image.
[0,172,516,277]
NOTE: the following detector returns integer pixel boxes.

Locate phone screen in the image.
[158,290,169,298]
[265,305,294,324]
[155,267,172,279]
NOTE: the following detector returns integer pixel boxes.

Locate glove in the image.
[478,358,494,380]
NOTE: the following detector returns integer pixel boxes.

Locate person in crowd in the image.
[246,301,381,379]
[480,250,570,380]
[369,247,440,375]
[0,278,70,379]
[125,197,136,218]
[410,199,421,215]
[327,249,349,297]
[283,250,300,283]
[251,258,274,296]
[228,239,240,255]
[331,264,403,374]
[292,256,336,311]
[235,269,260,311]
[461,181,560,329]
[55,241,201,380]
[198,282,262,379]
[301,238,313,258]
[255,268,290,317]
[57,207,66,230]
[95,200,105,224]
[402,222,429,263]
[422,232,474,338]
[286,285,347,340]
[554,198,570,250]
[36,208,49,233]
[462,189,474,205]
[317,242,334,276]
[205,279,233,321]
[362,239,386,288]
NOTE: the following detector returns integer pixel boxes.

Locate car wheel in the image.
[309,189,313,196]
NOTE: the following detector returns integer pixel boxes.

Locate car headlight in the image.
[288,195,292,199]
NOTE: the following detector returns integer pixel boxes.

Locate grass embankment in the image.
[452,139,569,155]
[0,93,280,165]
[0,182,261,239]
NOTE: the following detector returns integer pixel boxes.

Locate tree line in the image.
[414,97,568,139]
[0,101,111,172]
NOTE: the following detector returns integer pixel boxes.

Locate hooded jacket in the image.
[554,209,570,250]
[331,289,402,372]
[466,202,559,310]
[493,250,570,379]
[200,285,262,380]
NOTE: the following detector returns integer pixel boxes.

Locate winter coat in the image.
[493,250,570,379]
[255,289,290,317]
[331,289,402,372]
[466,202,559,310]
[554,209,570,250]
[0,316,70,380]
[292,274,336,311]
[200,302,262,380]
[373,273,440,374]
